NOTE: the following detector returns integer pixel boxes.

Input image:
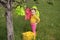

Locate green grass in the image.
[0,0,60,40]
[0,6,7,40]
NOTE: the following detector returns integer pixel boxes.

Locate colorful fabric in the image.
[32,6,37,9]
[25,8,31,20]
[31,23,36,35]
[16,6,21,15]
[15,6,25,16]
[20,7,25,16]
[30,14,40,24]
[36,10,40,17]
[22,31,34,40]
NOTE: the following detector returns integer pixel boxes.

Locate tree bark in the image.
[6,0,14,40]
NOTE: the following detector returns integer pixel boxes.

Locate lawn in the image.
[0,0,60,40]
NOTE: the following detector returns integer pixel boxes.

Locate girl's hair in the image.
[31,8,36,12]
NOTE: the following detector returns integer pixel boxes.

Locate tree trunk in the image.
[6,0,14,40]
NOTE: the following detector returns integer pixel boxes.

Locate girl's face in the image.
[31,9,36,14]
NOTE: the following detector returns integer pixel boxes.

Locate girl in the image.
[30,8,40,40]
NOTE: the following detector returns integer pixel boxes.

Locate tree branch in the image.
[0,0,7,4]
[0,0,7,8]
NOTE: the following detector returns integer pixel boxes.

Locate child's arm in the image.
[34,15,40,23]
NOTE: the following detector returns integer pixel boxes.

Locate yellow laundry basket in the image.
[22,31,35,40]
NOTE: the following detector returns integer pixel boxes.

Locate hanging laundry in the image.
[25,7,31,20]
[15,6,25,16]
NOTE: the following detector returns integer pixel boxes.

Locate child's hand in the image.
[36,23,37,24]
